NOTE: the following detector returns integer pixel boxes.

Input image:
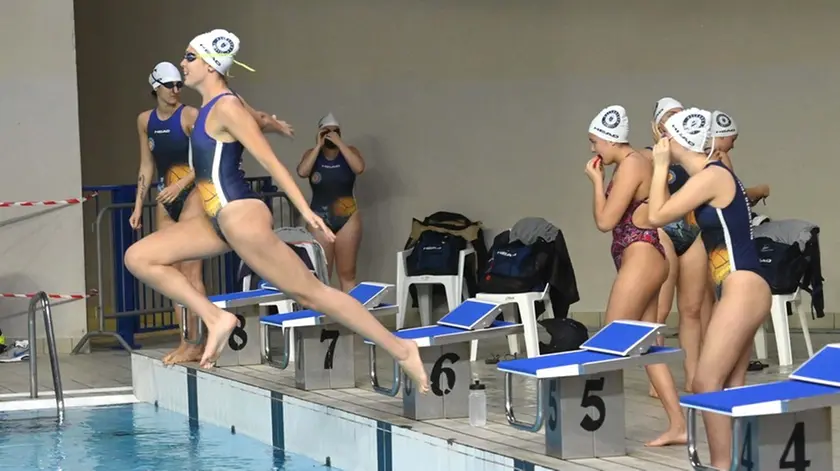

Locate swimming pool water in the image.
[0,402,335,471]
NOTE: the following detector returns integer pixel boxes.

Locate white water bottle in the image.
[469,379,487,427]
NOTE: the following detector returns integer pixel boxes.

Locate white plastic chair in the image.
[396,246,475,329]
[753,288,814,367]
[472,283,553,361]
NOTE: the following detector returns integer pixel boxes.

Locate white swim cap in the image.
[711,110,738,137]
[664,108,712,153]
[189,29,241,74]
[653,97,683,125]
[148,62,182,89]
[588,105,630,143]
[318,112,340,129]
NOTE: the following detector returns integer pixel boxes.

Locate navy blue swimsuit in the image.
[308,151,357,232]
[147,105,193,221]
[189,92,259,241]
[695,161,762,296]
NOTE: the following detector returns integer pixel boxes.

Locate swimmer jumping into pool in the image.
[648,108,770,468]
[585,105,686,447]
[123,29,429,392]
[130,61,295,365]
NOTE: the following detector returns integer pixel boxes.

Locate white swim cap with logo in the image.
[588,105,630,143]
[653,97,683,125]
[711,110,738,137]
[664,108,713,153]
[148,62,182,90]
[318,112,340,129]
[189,29,241,74]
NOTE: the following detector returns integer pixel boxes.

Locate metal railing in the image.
[28,292,65,423]
[72,178,299,354]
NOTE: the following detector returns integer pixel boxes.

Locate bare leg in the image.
[675,238,707,393]
[605,243,685,447]
[650,229,678,398]
[165,258,207,365]
[693,272,770,469]
[124,214,232,369]
[221,200,429,391]
[334,212,362,292]
[700,277,715,338]
[152,204,186,365]
[154,191,210,365]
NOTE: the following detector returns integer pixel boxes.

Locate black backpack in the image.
[538,318,589,354]
[755,237,809,295]
[479,231,553,294]
[406,230,468,276]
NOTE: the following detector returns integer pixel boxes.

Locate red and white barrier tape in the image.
[0,192,98,208]
[0,290,98,300]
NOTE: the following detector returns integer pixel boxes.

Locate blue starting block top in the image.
[436,299,503,330]
[681,343,840,417]
[363,320,522,347]
[260,282,393,328]
[789,343,840,388]
[209,289,290,309]
[580,320,663,357]
[497,346,680,378]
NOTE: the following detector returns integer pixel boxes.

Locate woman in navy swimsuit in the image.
[297,114,365,292]
[648,108,771,469]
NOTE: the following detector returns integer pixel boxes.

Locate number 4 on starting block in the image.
[682,343,840,471]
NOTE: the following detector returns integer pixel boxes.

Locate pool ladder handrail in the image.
[28,292,65,423]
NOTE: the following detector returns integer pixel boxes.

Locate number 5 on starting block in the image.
[544,372,625,458]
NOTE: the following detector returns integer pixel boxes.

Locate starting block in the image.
[260,282,396,391]
[681,343,840,471]
[367,298,522,420]
[497,320,683,460]
[181,288,291,367]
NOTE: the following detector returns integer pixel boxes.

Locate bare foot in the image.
[199,310,239,369]
[684,380,694,394]
[396,339,429,394]
[167,344,205,365]
[648,384,659,399]
[645,427,688,447]
[162,344,187,366]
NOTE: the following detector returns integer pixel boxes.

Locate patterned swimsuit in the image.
[605,180,666,269]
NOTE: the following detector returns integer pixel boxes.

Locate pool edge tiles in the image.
[130,352,550,471]
[0,394,139,413]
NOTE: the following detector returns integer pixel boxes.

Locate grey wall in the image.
[73,0,840,330]
[0,0,86,351]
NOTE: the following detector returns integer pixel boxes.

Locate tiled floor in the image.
[2,327,838,470]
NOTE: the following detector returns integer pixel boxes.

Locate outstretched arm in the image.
[237,95,294,137]
[214,96,333,240]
